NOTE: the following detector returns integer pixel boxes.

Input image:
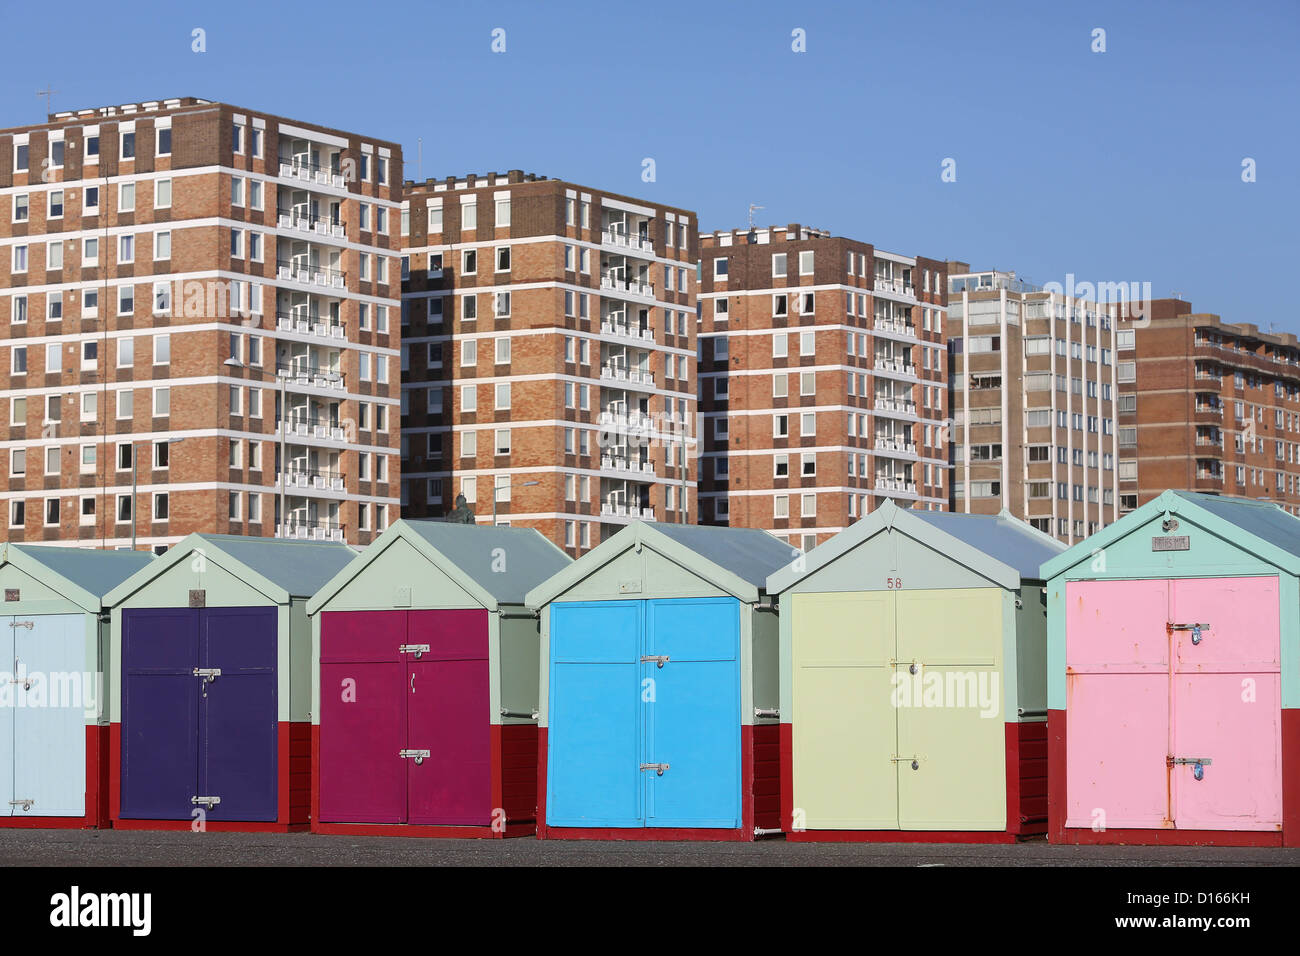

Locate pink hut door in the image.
[405,610,491,826]
[319,611,407,824]
[1065,580,1171,830]
[1168,578,1282,831]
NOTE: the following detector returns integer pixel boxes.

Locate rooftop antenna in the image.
[746,203,763,243]
[36,85,58,115]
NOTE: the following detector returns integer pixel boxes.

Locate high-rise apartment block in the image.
[697,225,950,551]
[0,98,402,549]
[946,266,1119,544]
[1117,299,1300,515]
[398,171,698,555]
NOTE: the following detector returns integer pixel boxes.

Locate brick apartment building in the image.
[1117,299,1300,515]
[398,171,698,555]
[0,97,402,550]
[697,225,950,551]
[947,266,1119,543]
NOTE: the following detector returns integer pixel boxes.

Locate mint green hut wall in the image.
[0,544,153,827]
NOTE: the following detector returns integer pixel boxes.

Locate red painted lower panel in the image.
[752,723,781,832]
[110,720,307,832]
[779,722,793,834]
[0,725,105,830]
[1047,708,1067,843]
[1283,709,1299,848]
[1056,827,1283,847]
[498,724,538,825]
[1013,721,1049,836]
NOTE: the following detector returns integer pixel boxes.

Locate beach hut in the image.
[304,520,571,837]
[528,522,792,840]
[765,500,1065,842]
[102,534,356,831]
[0,544,153,828]
[1042,490,1300,846]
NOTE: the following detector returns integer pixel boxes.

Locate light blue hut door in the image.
[0,622,13,816]
[13,614,87,817]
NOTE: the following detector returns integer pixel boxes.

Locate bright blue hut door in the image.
[547,597,741,829]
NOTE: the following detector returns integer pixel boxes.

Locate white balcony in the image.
[874,276,916,300]
[277,521,345,542]
[600,503,656,521]
[277,366,346,393]
[276,262,346,291]
[278,161,347,191]
[598,410,654,432]
[276,313,343,341]
[277,212,346,240]
[873,317,916,338]
[874,437,918,456]
[601,319,655,343]
[602,228,655,256]
[874,357,918,377]
[873,477,919,495]
[599,275,655,299]
[600,365,656,390]
[875,397,918,416]
[600,455,656,478]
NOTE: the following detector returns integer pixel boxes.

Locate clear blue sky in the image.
[2,0,1296,328]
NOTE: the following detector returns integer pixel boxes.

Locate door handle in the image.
[410,672,415,694]
[891,755,921,770]
[640,655,669,668]
[399,643,430,659]
[639,763,670,776]
[400,749,429,765]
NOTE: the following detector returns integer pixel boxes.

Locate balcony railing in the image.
[598,410,655,431]
[874,437,918,455]
[276,312,346,340]
[600,455,656,477]
[277,520,345,542]
[278,415,347,441]
[601,319,655,343]
[600,365,655,388]
[874,397,918,415]
[279,469,346,492]
[874,276,916,298]
[873,317,916,337]
[600,502,656,520]
[603,229,655,254]
[599,274,655,298]
[276,363,346,391]
[276,259,347,290]
[276,210,346,239]
[278,160,347,190]
[874,357,917,376]
[874,477,919,495]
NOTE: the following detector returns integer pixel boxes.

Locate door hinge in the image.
[191,796,221,809]
[399,643,430,659]
[1169,622,1210,644]
[8,620,33,630]
[9,799,33,811]
[640,655,670,668]
[639,762,670,776]
[399,749,430,765]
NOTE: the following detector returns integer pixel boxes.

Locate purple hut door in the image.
[406,610,490,826]
[121,609,200,820]
[319,611,408,823]
[200,607,278,821]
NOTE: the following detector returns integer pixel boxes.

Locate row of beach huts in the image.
[0,490,1295,845]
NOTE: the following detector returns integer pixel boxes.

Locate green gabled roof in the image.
[767,499,1064,595]
[1040,489,1300,580]
[525,521,793,609]
[306,519,572,615]
[0,544,155,613]
[103,534,357,607]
